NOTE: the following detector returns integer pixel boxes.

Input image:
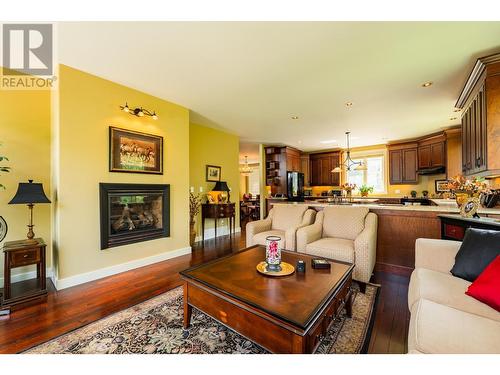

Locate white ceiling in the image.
[58,22,500,150]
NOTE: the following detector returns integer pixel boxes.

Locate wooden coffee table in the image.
[180,245,354,353]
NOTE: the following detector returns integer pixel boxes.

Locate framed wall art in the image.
[109,127,163,174]
[435,179,450,193]
[206,165,221,182]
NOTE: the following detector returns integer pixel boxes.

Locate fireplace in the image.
[99,183,170,249]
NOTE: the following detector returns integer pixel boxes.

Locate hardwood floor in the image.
[0,233,410,354]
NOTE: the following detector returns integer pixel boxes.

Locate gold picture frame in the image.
[460,197,480,218]
[109,127,163,174]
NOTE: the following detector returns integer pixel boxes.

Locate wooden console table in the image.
[201,203,236,241]
[0,238,47,314]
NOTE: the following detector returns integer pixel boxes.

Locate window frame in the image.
[345,150,387,195]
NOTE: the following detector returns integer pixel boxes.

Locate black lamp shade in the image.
[8,180,51,204]
[212,181,230,192]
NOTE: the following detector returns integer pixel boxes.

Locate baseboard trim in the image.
[195,226,241,242]
[0,268,54,285]
[55,246,192,291]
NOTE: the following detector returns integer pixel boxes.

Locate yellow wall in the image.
[189,123,239,237]
[0,83,52,279]
[55,65,190,279]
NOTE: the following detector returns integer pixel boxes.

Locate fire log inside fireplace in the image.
[99,183,170,249]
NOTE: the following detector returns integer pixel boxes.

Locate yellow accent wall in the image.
[0,81,52,279]
[189,123,239,237]
[55,65,190,279]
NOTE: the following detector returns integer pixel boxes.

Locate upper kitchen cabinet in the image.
[388,142,418,184]
[309,151,340,186]
[417,134,446,170]
[456,53,500,178]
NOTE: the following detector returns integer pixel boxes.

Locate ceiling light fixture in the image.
[120,103,158,120]
[450,117,457,121]
[345,102,353,107]
[239,156,253,176]
[453,108,461,112]
[421,81,433,88]
[291,116,299,120]
[332,132,367,173]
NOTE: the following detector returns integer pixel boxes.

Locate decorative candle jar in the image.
[265,235,282,271]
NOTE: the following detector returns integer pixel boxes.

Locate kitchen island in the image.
[268,200,500,275]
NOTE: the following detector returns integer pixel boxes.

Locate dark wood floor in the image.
[0,233,410,354]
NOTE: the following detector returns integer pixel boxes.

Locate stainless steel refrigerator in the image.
[287,171,305,202]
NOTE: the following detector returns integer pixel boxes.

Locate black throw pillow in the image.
[451,228,500,282]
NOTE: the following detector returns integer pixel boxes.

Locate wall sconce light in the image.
[120,103,158,120]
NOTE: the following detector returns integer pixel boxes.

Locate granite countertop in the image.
[270,201,500,215]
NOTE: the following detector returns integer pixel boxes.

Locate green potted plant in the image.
[410,190,417,198]
[359,184,374,197]
[422,190,429,198]
[0,143,10,189]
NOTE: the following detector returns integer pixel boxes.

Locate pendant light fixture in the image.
[239,156,253,176]
[332,132,367,173]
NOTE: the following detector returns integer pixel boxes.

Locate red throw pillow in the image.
[465,255,500,312]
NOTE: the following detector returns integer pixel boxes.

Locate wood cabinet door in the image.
[389,149,402,184]
[320,156,332,185]
[310,157,321,186]
[402,148,418,183]
[418,145,431,168]
[430,142,445,167]
[329,154,340,186]
[475,86,487,173]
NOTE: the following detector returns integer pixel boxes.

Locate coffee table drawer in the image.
[306,315,326,353]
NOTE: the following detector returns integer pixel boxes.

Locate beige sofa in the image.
[246,204,316,251]
[408,238,500,354]
[296,206,377,289]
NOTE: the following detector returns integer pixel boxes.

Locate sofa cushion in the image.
[408,299,500,354]
[466,255,500,313]
[322,206,369,240]
[252,230,286,248]
[451,228,500,282]
[408,267,500,322]
[305,237,354,263]
[271,205,308,232]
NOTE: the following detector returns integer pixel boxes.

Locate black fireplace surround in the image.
[99,183,170,249]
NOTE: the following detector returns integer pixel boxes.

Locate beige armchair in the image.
[246,205,316,251]
[296,206,377,290]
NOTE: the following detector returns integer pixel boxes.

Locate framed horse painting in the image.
[109,127,163,174]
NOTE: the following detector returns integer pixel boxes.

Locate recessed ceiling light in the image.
[345,102,353,107]
[297,140,302,144]
[450,117,457,121]
[320,139,337,144]
[291,116,299,120]
[421,81,433,88]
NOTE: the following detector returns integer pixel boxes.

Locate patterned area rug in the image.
[26,283,379,354]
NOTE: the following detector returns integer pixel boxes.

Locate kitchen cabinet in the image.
[388,143,418,184]
[418,134,446,169]
[309,152,340,186]
[265,146,302,195]
[456,53,500,178]
[300,154,310,186]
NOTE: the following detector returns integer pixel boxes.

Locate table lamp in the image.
[212,181,230,203]
[8,180,51,243]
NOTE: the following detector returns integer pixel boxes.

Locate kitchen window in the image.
[347,155,386,193]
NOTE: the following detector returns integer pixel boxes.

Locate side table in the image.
[201,203,236,241]
[1,238,47,315]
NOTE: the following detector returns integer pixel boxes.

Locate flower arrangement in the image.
[341,182,357,192]
[189,192,201,246]
[358,184,374,197]
[447,175,489,195]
